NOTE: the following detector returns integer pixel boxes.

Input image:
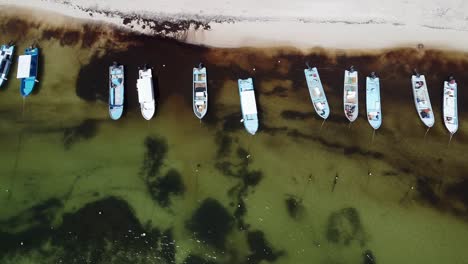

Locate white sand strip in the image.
[2,0,468,51]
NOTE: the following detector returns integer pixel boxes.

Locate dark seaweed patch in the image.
[61,30,81,46]
[416,176,440,205]
[183,255,218,264]
[151,169,186,208]
[445,178,468,216]
[62,119,99,149]
[161,229,176,264]
[262,86,289,97]
[222,112,243,132]
[140,136,168,178]
[280,110,315,120]
[215,133,233,158]
[140,136,186,208]
[246,230,284,264]
[284,195,305,219]
[0,198,62,255]
[0,196,176,263]
[326,207,366,246]
[81,24,100,48]
[186,198,234,250]
[41,29,63,41]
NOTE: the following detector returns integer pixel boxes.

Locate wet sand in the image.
[0,7,468,264]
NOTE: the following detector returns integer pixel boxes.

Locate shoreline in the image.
[2,1,468,52]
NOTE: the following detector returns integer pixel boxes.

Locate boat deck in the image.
[366,76,382,130]
[304,67,330,119]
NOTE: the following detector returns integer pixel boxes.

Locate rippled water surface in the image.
[1,7,468,264]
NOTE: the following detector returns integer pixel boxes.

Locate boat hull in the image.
[109,64,125,120]
[17,47,39,97]
[304,67,330,119]
[344,70,358,122]
[0,44,14,88]
[443,81,458,134]
[238,78,259,135]
[137,68,156,120]
[411,75,434,128]
[366,76,382,130]
[193,67,208,119]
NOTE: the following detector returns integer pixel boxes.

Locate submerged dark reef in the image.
[141,136,185,208]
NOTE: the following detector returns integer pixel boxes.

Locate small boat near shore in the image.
[238,78,259,135]
[366,72,382,130]
[193,64,208,119]
[137,65,155,120]
[0,43,14,88]
[411,71,434,128]
[304,65,330,119]
[17,46,39,97]
[344,66,358,122]
[443,76,458,135]
[109,62,124,120]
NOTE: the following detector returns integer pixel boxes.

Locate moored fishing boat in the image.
[443,76,458,135]
[238,78,259,135]
[411,71,434,128]
[344,66,358,122]
[109,62,124,120]
[17,46,39,97]
[304,65,330,119]
[137,65,155,120]
[366,72,382,130]
[0,43,14,88]
[193,64,208,119]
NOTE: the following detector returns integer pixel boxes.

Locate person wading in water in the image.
[332,173,339,192]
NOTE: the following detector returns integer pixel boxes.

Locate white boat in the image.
[137,66,155,120]
[411,73,434,128]
[0,43,14,88]
[238,78,259,135]
[366,72,382,130]
[443,77,458,134]
[304,66,330,119]
[344,66,358,122]
[193,65,208,119]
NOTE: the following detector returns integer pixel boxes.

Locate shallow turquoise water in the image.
[1,8,468,264]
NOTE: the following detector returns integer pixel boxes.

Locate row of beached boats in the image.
[305,65,458,135]
[0,42,458,136]
[0,43,40,96]
[107,61,458,136]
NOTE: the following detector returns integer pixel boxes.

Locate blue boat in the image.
[366,72,382,130]
[109,62,124,120]
[0,43,14,87]
[304,66,330,119]
[16,46,39,97]
[238,78,259,135]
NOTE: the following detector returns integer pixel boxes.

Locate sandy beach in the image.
[3,0,468,51]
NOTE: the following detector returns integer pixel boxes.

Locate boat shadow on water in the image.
[30,44,44,96]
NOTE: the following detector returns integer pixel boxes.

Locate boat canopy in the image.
[137,78,154,103]
[17,55,32,78]
[241,90,257,115]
